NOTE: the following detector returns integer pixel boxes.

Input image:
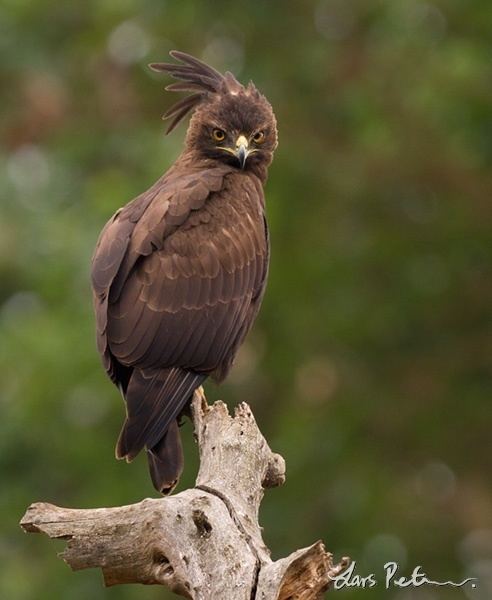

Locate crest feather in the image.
[149,50,249,134]
[149,51,227,134]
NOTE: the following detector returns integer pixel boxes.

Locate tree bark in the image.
[20,389,349,599]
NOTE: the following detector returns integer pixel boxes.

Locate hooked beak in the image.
[234,135,250,169]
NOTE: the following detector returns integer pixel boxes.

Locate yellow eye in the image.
[212,129,226,142]
[252,130,265,144]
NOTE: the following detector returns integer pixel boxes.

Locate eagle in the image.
[91,51,278,494]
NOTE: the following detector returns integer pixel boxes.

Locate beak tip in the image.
[236,145,248,169]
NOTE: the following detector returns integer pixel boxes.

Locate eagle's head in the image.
[150,51,277,178]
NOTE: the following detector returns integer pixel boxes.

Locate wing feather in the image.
[93,165,269,386]
[91,165,230,384]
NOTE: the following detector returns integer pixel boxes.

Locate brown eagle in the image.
[91,51,277,493]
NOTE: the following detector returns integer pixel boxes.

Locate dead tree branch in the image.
[20,389,349,599]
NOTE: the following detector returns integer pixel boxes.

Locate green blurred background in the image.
[1,1,491,598]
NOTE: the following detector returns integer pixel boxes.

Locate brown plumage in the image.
[91,51,277,493]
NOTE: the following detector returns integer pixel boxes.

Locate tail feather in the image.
[147,419,184,494]
[116,366,206,491]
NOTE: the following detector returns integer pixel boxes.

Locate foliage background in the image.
[1,1,491,599]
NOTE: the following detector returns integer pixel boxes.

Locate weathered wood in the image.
[20,388,348,598]
[256,542,351,600]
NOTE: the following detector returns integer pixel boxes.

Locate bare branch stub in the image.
[256,542,351,600]
[20,390,348,599]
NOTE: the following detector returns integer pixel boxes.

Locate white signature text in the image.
[331,561,478,590]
